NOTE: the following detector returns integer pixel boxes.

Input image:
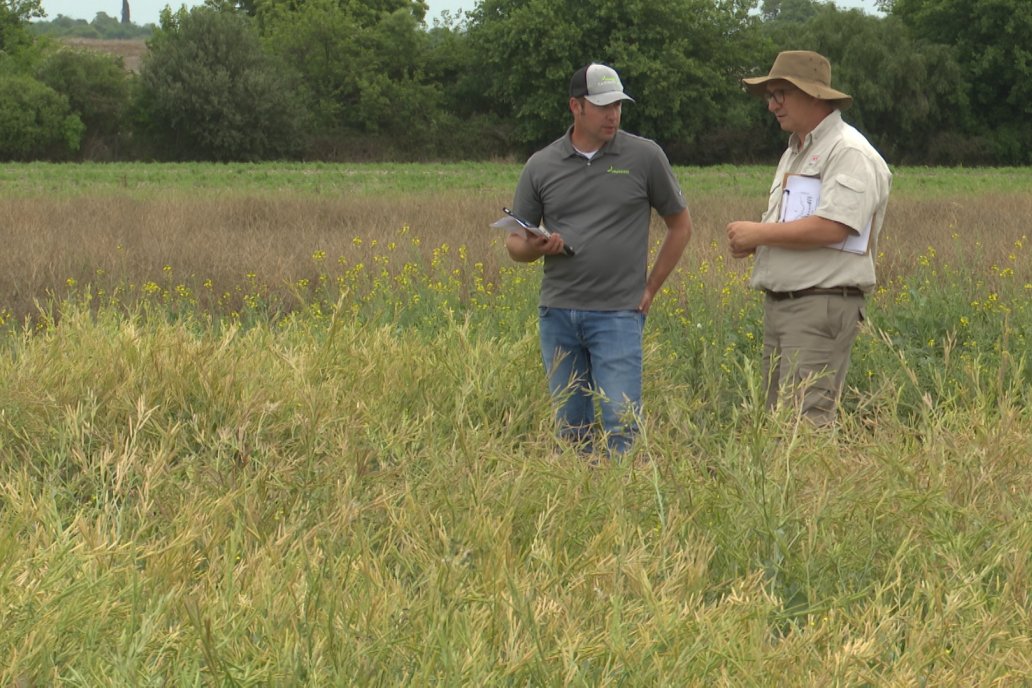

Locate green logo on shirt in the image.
[607,166,630,175]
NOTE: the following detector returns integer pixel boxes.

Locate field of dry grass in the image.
[1,180,1029,322]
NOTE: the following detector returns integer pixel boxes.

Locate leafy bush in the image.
[259,0,442,141]
[464,0,765,155]
[135,7,307,161]
[36,47,131,155]
[0,71,84,160]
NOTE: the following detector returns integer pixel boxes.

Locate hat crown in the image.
[570,63,635,106]
[771,51,832,87]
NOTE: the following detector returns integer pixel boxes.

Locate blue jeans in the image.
[538,307,645,455]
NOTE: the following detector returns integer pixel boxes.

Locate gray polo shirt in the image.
[512,128,687,311]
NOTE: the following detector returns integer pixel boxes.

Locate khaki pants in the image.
[762,293,865,425]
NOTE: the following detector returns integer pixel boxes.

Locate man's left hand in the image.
[637,287,656,314]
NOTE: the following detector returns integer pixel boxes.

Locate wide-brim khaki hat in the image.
[742,50,852,110]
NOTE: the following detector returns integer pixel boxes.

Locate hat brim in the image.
[584,92,635,106]
[742,75,852,110]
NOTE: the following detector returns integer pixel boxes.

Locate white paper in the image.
[490,214,551,240]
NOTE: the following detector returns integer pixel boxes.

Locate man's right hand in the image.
[726,220,762,258]
[505,229,566,262]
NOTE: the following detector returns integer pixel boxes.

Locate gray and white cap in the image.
[569,63,635,106]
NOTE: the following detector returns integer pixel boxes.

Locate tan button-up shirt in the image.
[750,110,892,293]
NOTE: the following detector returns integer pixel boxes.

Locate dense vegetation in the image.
[8,0,1032,164]
[2,164,1031,683]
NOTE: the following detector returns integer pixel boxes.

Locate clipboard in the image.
[780,174,872,255]
[491,207,575,256]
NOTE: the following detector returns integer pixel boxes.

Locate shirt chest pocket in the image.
[829,173,867,216]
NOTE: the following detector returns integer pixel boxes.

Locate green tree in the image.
[761,5,971,163]
[29,13,153,38]
[889,0,1032,162]
[0,71,84,159]
[464,0,765,161]
[88,11,153,36]
[423,13,482,118]
[209,0,429,22]
[1,0,44,60]
[203,0,259,16]
[760,0,821,23]
[29,15,102,38]
[36,47,131,154]
[136,6,307,161]
[259,0,443,145]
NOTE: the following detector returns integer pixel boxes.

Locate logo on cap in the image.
[570,63,635,107]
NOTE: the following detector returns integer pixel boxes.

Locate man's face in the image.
[571,97,622,148]
[764,80,810,136]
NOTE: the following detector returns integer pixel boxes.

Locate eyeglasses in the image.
[764,89,789,105]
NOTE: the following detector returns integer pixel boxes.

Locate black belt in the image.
[764,286,865,301]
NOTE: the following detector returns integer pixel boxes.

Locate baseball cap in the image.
[569,63,635,106]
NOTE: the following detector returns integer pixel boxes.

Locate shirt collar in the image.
[789,109,842,153]
[560,126,623,158]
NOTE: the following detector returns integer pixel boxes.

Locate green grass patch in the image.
[7,162,1031,198]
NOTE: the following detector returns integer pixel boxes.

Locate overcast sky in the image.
[39,0,879,27]
[39,0,470,25]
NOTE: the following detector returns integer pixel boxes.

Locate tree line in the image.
[3,0,1029,165]
[30,11,155,39]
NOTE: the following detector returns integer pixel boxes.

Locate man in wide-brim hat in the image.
[726,50,892,425]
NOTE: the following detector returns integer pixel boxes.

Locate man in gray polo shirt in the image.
[505,62,693,457]
[726,51,891,425]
